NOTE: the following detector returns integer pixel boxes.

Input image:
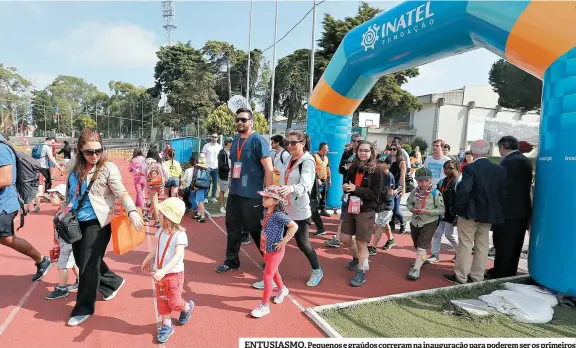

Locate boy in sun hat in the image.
[45,184,80,300]
[405,167,444,281]
[141,197,194,344]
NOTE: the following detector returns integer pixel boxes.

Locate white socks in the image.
[414,248,426,270]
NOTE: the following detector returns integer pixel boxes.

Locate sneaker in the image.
[425,255,440,264]
[193,214,201,220]
[407,267,420,280]
[319,210,332,217]
[241,236,251,245]
[368,246,377,256]
[157,325,175,343]
[45,287,69,300]
[252,280,277,290]
[273,287,290,304]
[325,238,341,248]
[32,256,52,282]
[350,269,366,287]
[178,300,195,325]
[215,264,239,273]
[313,229,326,236]
[306,268,323,287]
[67,314,91,327]
[382,239,396,250]
[220,207,226,214]
[103,279,125,301]
[211,197,219,203]
[399,224,408,234]
[250,302,270,318]
[198,217,207,223]
[67,280,79,292]
[203,198,209,204]
[347,258,359,270]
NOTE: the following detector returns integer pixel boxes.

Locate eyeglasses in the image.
[235,118,250,123]
[286,140,302,147]
[389,148,397,151]
[358,149,371,153]
[83,148,103,156]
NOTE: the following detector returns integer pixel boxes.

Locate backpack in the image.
[192,167,211,189]
[274,149,288,166]
[31,144,44,159]
[0,140,41,230]
[146,162,164,187]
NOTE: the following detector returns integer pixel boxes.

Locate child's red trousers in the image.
[154,272,187,315]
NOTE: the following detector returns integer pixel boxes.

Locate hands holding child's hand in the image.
[274,240,287,251]
[153,269,167,282]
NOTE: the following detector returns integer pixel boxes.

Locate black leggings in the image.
[294,219,320,270]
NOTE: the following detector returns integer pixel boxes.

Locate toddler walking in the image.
[251,185,298,318]
[405,167,445,280]
[141,197,194,343]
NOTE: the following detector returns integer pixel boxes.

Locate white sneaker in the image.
[67,314,91,326]
[220,207,226,214]
[211,197,219,203]
[250,302,270,318]
[252,280,277,290]
[273,287,289,304]
[104,279,125,301]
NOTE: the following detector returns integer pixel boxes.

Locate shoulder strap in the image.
[72,169,99,214]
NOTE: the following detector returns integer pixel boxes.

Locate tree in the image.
[489,59,542,112]
[315,2,421,119]
[204,104,236,136]
[0,64,32,134]
[253,111,269,135]
[203,41,237,103]
[411,136,428,154]
[274,49,310,128]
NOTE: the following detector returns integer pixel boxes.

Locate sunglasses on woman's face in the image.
[83,148,103,156]
[389,148,398,151]
[286,140,302,147]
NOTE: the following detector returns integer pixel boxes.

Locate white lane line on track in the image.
[207,214,306,312]
[0,161,129,338]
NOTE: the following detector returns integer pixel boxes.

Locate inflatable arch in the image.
[306,0,576,295]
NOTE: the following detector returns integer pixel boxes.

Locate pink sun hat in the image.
[258,185,284,201]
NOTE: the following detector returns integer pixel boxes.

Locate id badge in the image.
[348,196,362,214]
[155,279,169,300]
[260,234,267,255]
[232,162,242,179]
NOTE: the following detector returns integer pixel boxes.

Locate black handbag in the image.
[53,173,98,244]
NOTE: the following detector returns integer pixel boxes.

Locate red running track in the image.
[0,160,476,347]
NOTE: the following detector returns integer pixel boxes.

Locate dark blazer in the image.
[217,149,230,180]
[500,151,533,220]
[455,158,507,224]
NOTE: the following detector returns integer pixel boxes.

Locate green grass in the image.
[319,278,576,338]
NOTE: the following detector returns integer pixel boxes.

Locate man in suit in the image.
[444,140,506,284]
[486,136,533,279]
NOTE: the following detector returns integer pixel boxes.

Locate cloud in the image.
[27,72,57,90]
[47,22,159,68]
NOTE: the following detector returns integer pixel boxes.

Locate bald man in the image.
[444,140,506,284]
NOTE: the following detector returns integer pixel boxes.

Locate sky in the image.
[0,0,500,98]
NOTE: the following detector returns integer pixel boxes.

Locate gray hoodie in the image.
[279,151,315,221]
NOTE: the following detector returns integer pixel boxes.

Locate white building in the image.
[366,85,540,157]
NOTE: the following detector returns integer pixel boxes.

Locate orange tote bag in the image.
[111,207,144,255]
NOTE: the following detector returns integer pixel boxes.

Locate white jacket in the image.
[279,151,315,221]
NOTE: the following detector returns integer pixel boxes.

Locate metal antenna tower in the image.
[162,0,176,46]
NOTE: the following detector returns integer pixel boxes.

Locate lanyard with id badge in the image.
[155,231,177,300]
[282,155,303,207]
[347,172,365,214]
[232,132,253,180]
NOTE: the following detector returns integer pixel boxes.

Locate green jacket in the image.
[406,188,445,227]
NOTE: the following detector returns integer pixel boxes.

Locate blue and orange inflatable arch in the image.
[306,0,576,295]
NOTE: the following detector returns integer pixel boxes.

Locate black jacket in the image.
[455,158,506,224]
[344,167,383,213]
[500,151,533,220]
[217,149,230,180]
[339,149,354,177]
[438,177,458,223]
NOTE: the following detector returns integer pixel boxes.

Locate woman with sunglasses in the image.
[253,130,324,288]
[387,145,407,233]
[63,129,143,327]
[341,140,383,286]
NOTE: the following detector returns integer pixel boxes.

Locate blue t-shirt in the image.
[0,139,20,214]
[67,172,98,222]
[263,210,292,253]
[383,171,395,211]
[229,132,270,199]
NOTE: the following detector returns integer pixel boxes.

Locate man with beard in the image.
[216,108,273,273]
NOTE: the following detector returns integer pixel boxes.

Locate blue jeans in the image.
[209,168,218,198]
[391,196,404,226]
[188,188,207,212]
